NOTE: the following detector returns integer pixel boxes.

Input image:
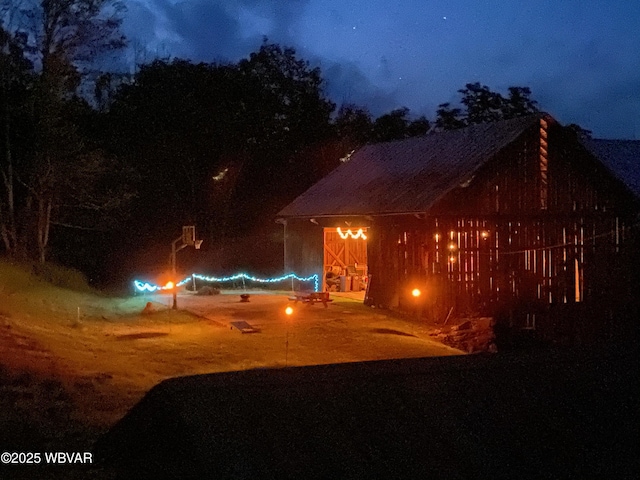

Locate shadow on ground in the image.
[95,340,639,480]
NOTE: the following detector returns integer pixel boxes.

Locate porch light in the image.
[411,288,421,297]
[285,306,294,316]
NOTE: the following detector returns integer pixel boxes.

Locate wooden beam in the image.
[325,243,346,267]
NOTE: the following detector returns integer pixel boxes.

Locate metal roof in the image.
[581,137,640,199]
[278,114,543,218]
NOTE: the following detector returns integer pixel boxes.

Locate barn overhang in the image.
[276,215,374,228]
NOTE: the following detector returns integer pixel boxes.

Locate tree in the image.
[0,25,35,257]
[229,42,336,229]
[371,107,411,142]
[434,102,465,131]
[236,41,335,155]
[565,123,593,139]
[407,115,431,137]
[501,86,538,119]
[106,59,242,242]
[435,83,539,130]
[94,71,131,111]
[370,107,431,143]
[0,0,130,262]
[334,104,373,146]
[458,82,506,124]
[105,42,338,245]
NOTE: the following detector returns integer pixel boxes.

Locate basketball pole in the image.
[170,226,202,310]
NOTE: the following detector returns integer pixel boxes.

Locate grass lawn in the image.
[0,260,461,478]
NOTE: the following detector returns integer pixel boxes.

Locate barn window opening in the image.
[574,258,582,303]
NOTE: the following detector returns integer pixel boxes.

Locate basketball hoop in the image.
[171,227,202,309]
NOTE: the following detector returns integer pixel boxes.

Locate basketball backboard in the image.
[182,226,195,245]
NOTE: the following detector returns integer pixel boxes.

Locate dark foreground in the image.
[94,340,639,480]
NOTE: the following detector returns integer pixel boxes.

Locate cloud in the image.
[122,0,310,64]
[121,0,399,117]
[525,37,640,139]
[118,0,640,137]
[322,61,399,115]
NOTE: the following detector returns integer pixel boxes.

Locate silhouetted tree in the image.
[106,59,234,242]
[371,107,411,142]
[0,0,130,262]
[435,83,539,131]
[107,42,337,243]
[334,104,373,146]
[565,123,593,139]
[0,25,35,257]
[236,41,335,154]
[435,102,465,130]
[370,107,431,142]
[459,82,506,124]
[407,115,431,137]
[501,86,538,119]
[231,42,335,228]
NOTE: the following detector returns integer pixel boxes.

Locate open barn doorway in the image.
[323,227,368,293]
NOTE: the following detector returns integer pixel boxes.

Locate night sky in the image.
[122,0,640,139]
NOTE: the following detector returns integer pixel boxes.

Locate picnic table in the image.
[288,291,333,308]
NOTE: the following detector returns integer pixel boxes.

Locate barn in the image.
[277,114,640,343]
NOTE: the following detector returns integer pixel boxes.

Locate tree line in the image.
[1,0,542,282]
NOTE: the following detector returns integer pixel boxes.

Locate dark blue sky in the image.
[122,0,640,139]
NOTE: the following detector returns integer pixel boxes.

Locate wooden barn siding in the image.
[283,219,324,286]
[366,125,639,341]
[366,218,401,308]
[368,214,635,339]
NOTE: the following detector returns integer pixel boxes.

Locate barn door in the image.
[323,227,368,291]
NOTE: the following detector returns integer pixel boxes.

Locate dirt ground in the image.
[0,283,462,473]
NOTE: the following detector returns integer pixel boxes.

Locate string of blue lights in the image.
[134,272,320,293]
